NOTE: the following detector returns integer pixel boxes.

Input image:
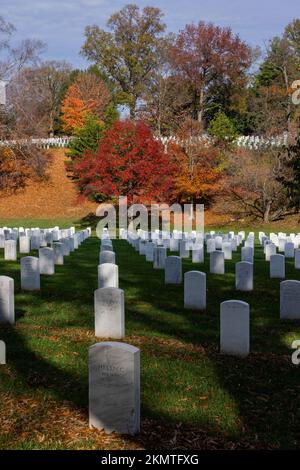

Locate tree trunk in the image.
[283,66,292,133]
[264,201,272,223]
[197,87,204,125]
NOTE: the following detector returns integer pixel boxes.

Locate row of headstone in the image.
[0,229,91,326]
[95,237,123,338]
[0,226,91,260]
[91,235,141,435]
[126,228,300,320]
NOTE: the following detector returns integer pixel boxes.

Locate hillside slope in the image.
[0,149,98,219]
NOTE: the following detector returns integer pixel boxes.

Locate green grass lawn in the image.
[0,232,300,449]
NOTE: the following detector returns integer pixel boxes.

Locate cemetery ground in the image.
[0,223,300,450]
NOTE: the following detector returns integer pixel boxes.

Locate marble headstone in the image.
[98,263,119,289]
[165,256,182,284]
[89,342,140,435]
[184,271,206,310]
[270,254,285,279]
[280,280,300,319]
[94,287,125,338]
[235,262,253,291]
[0,276,14,324]
[39,247,55,275]
[210,251,225,275]
[21,257,40,290]
[220,300,250,357]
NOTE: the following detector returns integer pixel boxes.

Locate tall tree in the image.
[169,21,252,126]
[61,72,111,133]
[0,15,45,81]
[81,4,166,118]
[8,61,72,137]
[253,19,300,134]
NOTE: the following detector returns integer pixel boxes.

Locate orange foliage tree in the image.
[61,73,111,133]
[169,141,222,205]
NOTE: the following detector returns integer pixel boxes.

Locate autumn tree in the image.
[8,61,72,137]
[73,120,175,203]
[169,138,222,208]
[81,4,166,118]
[61,72,111,133]
[169,22,253,126]
[277,133,300,210]
[226,148,292,222]
[250,19,300,134]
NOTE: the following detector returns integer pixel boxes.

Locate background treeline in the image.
[0,5,300,224]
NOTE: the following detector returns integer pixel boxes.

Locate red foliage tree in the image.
[74,120,175,204]
[170,22,253,124]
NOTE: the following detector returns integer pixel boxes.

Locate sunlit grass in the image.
[0,229,299,449]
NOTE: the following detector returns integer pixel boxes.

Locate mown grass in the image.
[0,230,300,449]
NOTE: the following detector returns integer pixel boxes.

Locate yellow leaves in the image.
[168,142,222,202]
[61,73,111,133]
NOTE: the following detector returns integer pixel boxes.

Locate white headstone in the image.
[165,256,182,284]
[19,236,31,254]
[98,263,119,289]
[153,247,166,269]
[284,242,295,258]
[236,261,253,291]
[210,251,225,274]
[265,243,276,261]
[184,271,206,310]
[4,240,17,261]
[145,242,155,261]
[39,247,55,275]
[61,238,70,256]
[206,239,216,253]
[21,257,40,290]
[222,242,232,260]
[100,251,116,265]
[179,240,189,258]
[94,288,125,338]
[270,254,285,279]
[89,342,140,435]
[170,238,179,252]
[280,280,300,319]
[295,249,300,269]
[53,242,64,265]
[30,235,40,250]
[241,246,253,263]
[0,276,14,324]
[215,236,223,250]
[220,300,250,357]
[192,246,204,263]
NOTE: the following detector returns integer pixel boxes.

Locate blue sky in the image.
[1,0,299,68]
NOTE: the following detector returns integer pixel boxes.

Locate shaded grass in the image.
[0,233,300,449]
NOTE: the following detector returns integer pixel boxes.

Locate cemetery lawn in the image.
[0,233,300,450]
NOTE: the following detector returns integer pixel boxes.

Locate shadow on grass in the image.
[0,236,300,448]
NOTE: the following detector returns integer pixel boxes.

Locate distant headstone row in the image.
[0,226,92,324]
